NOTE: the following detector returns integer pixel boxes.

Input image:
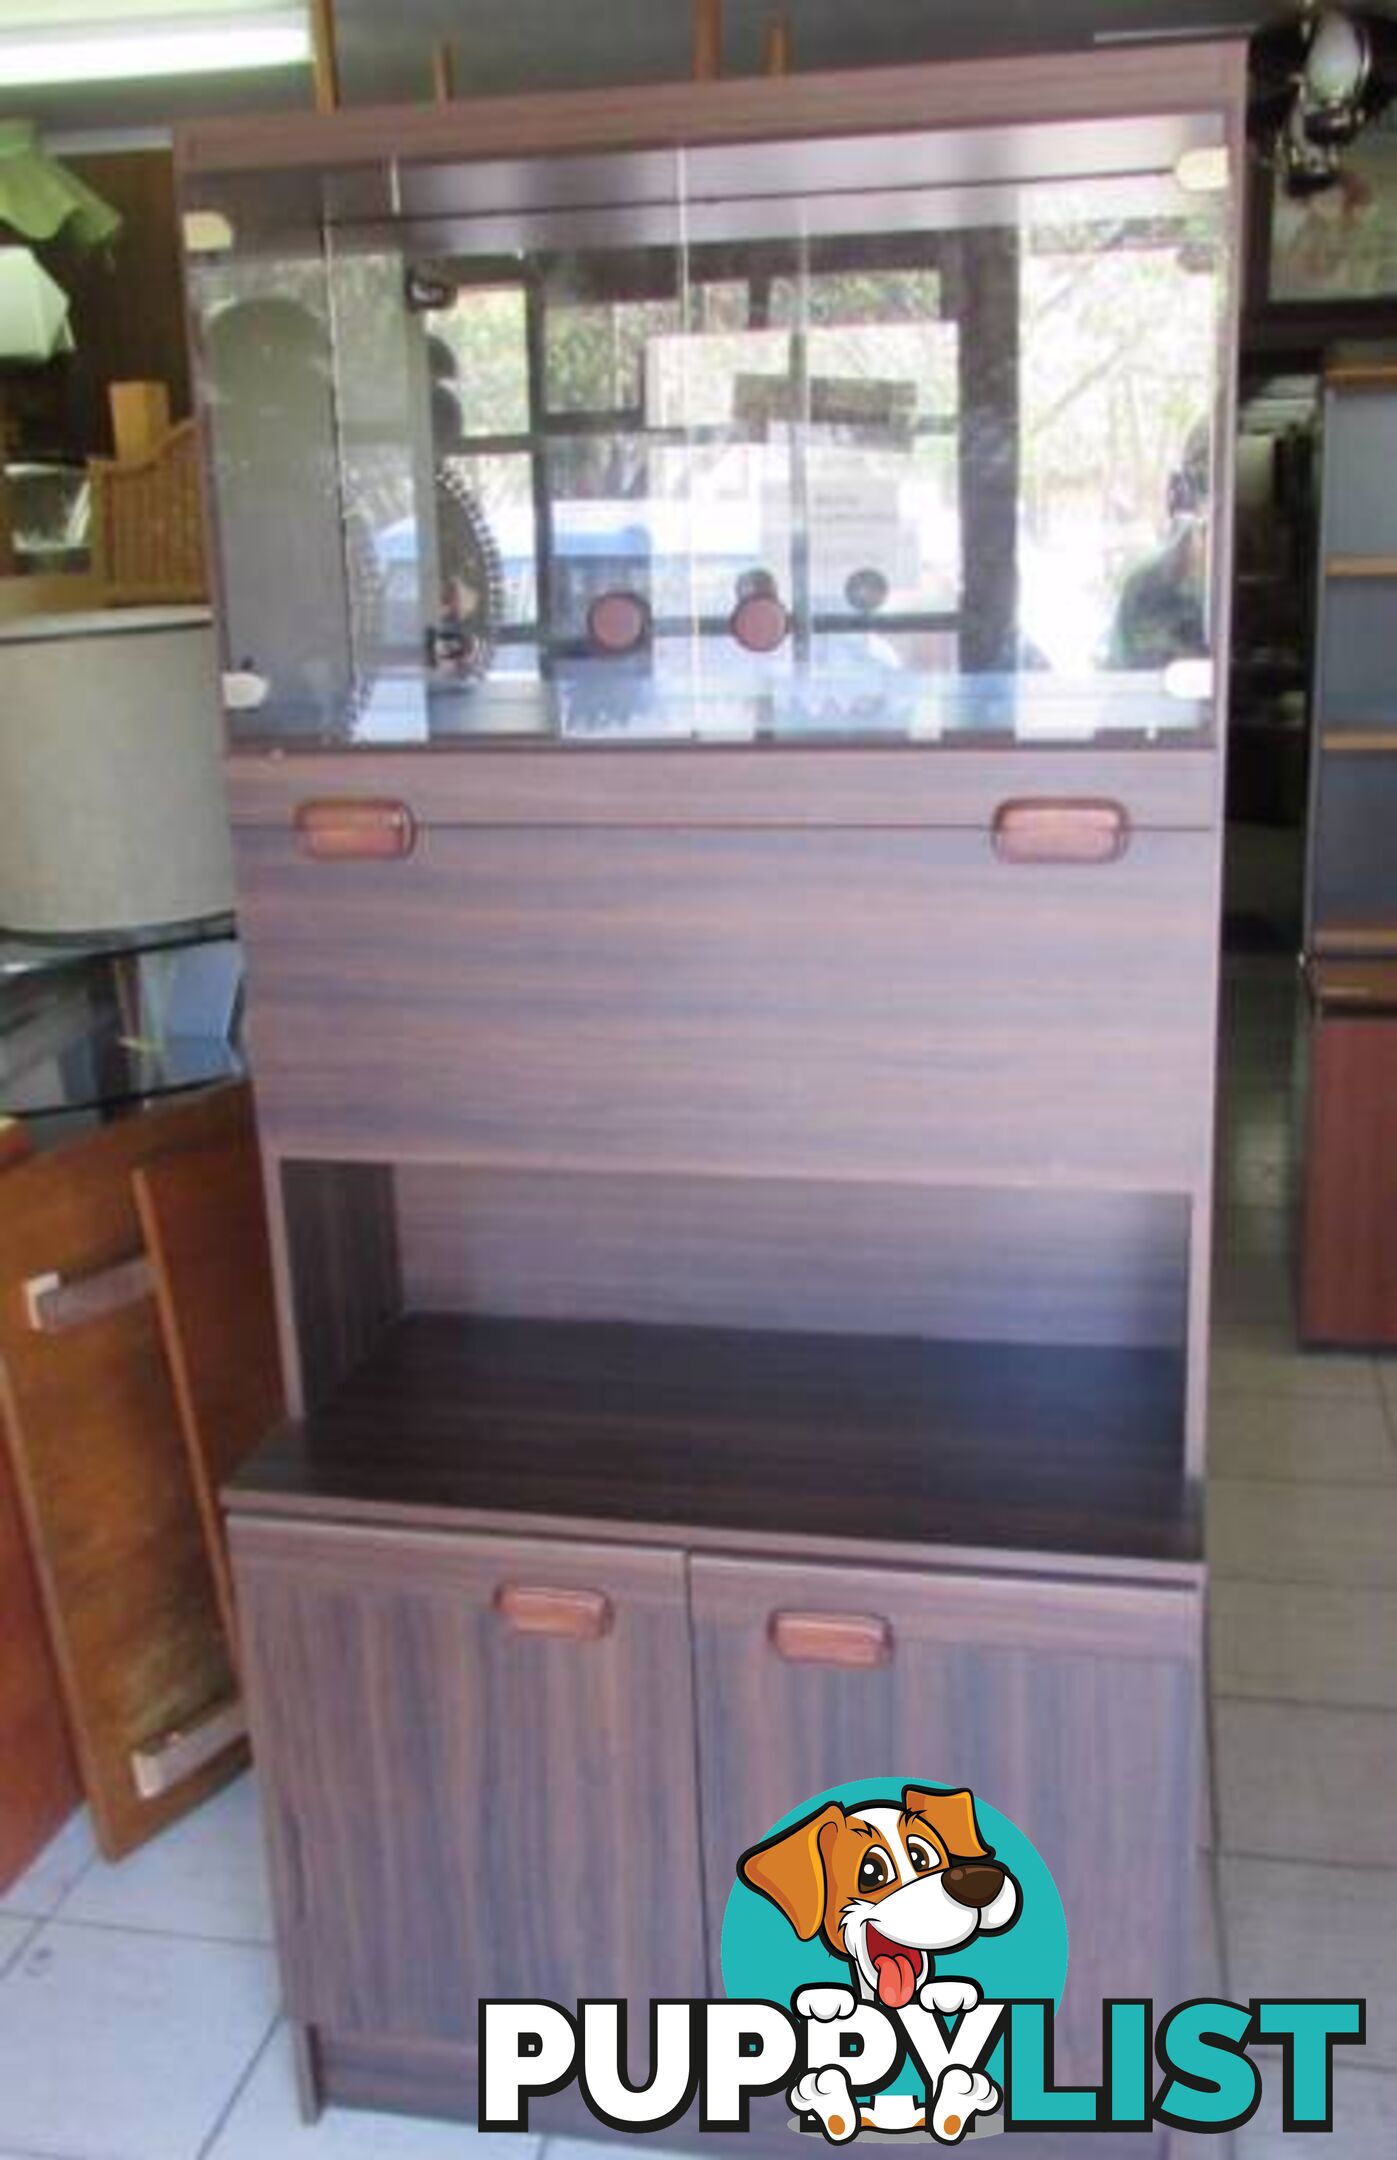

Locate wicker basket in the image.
[89,418,208,605]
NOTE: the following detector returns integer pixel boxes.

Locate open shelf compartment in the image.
[235,1154,1201,1570]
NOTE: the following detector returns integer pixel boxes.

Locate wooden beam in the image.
[692,0,722,81]
[309,0,340,114]
[763,14,792,77]
[431,40,455,106]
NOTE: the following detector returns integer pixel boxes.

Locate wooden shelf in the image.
[228,1313,1197,1570]
[1326,557,1397,579]
[1308,957,1397,1014]
[1320,730,1397,753]
[1312,925,1397,956]
[1325,360,1397,390]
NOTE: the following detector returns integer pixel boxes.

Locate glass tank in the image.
[185,109,1235,748]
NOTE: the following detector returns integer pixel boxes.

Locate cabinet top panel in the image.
[183,51,1243,754]
[176,48,1248,178]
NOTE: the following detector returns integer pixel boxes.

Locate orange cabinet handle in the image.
[495,1584,613,1640]
[293,798,415,860]
[770,1610,893,1669]
[991,798,1129,866]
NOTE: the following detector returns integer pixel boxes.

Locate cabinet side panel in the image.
[280,1161,401,1407]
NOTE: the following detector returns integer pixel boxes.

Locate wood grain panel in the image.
[690,1553,1201,2092]
[280,1160,400,1408]
[135,1125,286,1658]
[231,1516,704,2035]
[223,745,1220,833]
[0,1086,251,1857]
[236,825,1214,1185]
[1301,1013,1397,1345]
[226,1314,1197,1572]
[177,44,1245,176]
[396,1165,1189,1349]
[0,1411,79,1889]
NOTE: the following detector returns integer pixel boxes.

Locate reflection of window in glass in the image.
[431,285,530,438]
[1018,222,1218,675]
[647,328,789,429]
[544,266,682,416]
[768,268,943,329]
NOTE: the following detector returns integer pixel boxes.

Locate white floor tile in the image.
[1219,1856,1397,2070]
[0,1920,278,2160]
[1207,1479,1397,1587]
[1211,1579,1397,1710]
[1208,1394,1397,1483]
[1238,2064,1397,2156]
[1210,1338,1378,1403]
[1215,1699,1397,1865]
[547,2144,703,2160]
[0,1809,95,1920]
[209,2024,538,2159]
[0,1919,33,1979]
[1184,1849,1226,1999]
[1380,1362,1397,1431]
[1213,1205,1296,1267]
[1212,1259,1296,1339]
[59,1772,272,1944]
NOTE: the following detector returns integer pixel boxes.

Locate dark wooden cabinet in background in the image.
[180,39,1244,2149]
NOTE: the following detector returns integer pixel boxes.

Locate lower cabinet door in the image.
[690,1553,1203,2090]
[231,1516,706,2046]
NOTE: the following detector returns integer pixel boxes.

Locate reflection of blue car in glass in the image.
[375,497,759,648]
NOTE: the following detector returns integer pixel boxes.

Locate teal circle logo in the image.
[720,1777,1068,2096]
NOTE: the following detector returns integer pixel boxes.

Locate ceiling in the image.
[2,0,1277,140]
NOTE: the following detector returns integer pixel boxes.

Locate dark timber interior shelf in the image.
[229,1314,1197,1568]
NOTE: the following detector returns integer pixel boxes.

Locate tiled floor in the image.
[1210,954,1397,2156]
[1,954,1393,2158]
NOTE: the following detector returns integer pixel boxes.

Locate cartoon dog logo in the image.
[738,1785,1021,2141]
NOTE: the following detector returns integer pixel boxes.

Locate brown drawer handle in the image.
[992,798,1130,866]
[130,1695,247,1800]
[23,1255,154,1334]
[770,1611,893,1669]
[294,798,415,860]
[495,1583,614,1640]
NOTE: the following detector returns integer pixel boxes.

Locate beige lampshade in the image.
[0,606,234,935]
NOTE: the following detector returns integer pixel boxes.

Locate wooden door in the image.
[232,1515,706,2047]
[690,1553,1202,2092]
[135,1128,285,1656]
[0,1085,253,1858]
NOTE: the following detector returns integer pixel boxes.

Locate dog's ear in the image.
[902,1786,992,1864]
[738,1803,844,1940]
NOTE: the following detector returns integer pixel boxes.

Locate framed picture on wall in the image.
[1268,123,1397,304]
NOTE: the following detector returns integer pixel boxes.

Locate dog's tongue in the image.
[873,1949,920,2009]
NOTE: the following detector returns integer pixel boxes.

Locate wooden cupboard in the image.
[180,37,1245,2149]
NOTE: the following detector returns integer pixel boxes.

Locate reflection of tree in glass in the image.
[1019,218,1219,667]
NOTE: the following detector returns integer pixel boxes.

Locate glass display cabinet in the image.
[180,42,1244,2152]
[188,96,1231,750]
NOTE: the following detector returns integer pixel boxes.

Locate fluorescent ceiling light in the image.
[0,7,309,86]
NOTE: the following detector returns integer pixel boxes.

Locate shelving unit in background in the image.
[1307,359,1397,957]
[1301,359,1397,1343]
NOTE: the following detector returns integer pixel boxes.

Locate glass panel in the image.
[186,176,356,743]
[192,115,1232,748]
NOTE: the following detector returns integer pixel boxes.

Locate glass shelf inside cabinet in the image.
[189,112,1232,750]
